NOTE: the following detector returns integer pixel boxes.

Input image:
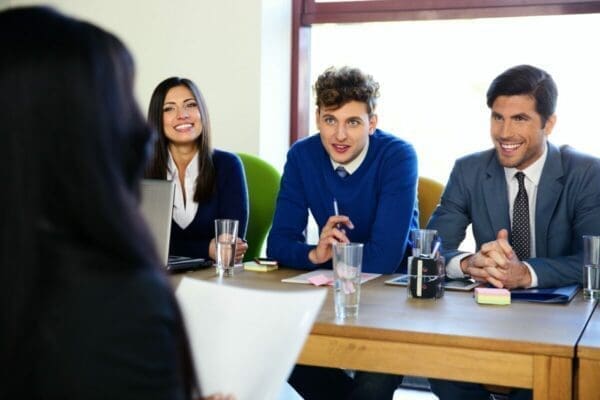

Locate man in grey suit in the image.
[428,65,600,400]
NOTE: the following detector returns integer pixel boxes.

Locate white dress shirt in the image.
[167,151,199,229]
[446,145,548,287]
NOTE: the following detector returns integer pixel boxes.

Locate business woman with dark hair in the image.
[146,77,248,262]
[0,7,232,400]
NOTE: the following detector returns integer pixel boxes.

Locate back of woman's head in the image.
[0,6,161,391]
[0,6,156,261]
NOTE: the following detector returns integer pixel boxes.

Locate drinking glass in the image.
[333,242,363,320]
[215,219,239,277]
[583,235,600,300]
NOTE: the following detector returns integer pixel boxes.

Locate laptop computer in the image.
[139,179,213,272]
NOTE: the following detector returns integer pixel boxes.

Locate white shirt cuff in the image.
[446,253,472,279]
[523,261,538,288]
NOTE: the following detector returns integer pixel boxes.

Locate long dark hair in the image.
[0,6,196,397]
[146,77,216,202]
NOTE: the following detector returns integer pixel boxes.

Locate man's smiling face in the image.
[490,94,555,170]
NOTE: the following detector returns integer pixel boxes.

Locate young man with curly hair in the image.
[268,66,419,399]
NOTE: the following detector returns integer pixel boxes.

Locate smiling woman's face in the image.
[162,85,202,146]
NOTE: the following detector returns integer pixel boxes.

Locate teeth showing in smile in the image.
[501,143,521,150]
[175,123,193,132]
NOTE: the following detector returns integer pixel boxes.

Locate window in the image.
[308,13,600,186]
[292,0,600,185]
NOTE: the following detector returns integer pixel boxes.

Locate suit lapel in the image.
[483,153,510,235]
[535,143,564,256]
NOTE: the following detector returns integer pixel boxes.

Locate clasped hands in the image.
[460,229,531,289]
[308,215,354,264]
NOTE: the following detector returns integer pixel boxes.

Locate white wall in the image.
[4,0,291,171]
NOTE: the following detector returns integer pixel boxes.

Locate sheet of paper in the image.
[281,268,381,285]
[176,278,326,400]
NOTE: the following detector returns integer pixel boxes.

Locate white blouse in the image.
[166,151,199,229]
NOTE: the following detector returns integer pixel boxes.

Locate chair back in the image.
[418,176,445,228]
[237,152,281,261]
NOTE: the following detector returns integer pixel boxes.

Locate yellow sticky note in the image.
[244,261,278,272]
[475,287,511,305]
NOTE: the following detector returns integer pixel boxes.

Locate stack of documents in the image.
[176,278,325,399]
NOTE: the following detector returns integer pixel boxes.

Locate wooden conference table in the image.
[172,267,596,400]
[576,300,600,399]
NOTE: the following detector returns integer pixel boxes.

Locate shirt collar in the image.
[330,138,370,175]
[503,142,548,185]
[167,150,199,181]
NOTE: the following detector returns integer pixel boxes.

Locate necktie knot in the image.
[512,171,530,260]
[336,166,349,179]
[515,171,526,187]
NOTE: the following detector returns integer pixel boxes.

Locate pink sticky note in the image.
[475,288,510,296]
[474,287,511,305]
[308,274,333,286]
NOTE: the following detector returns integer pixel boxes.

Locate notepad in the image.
[281,269,380,286]
[475,287,511,305]
[243,261,278,272]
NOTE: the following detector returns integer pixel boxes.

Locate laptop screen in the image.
[139,179,175,266]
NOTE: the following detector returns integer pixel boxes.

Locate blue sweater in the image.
[267,129,418,273]
[170,149,248,258]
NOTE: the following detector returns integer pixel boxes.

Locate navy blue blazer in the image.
[428,142,600,288]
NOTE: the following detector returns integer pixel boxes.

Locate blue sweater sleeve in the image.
[267,148,315,269]
[360,142,418,274]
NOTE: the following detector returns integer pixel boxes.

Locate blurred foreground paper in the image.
[176,277,326,400]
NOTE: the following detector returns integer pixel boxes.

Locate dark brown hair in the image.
[314,66,380,116]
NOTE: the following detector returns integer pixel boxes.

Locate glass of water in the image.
[583,235,600,301]
[215,219,239,277]
[332,242,363,320]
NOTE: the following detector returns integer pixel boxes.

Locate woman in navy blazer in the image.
[146,77,249,262]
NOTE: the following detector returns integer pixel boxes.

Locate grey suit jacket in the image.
[428,142,600,288]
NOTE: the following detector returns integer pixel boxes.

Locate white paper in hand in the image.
[175,277,326,400]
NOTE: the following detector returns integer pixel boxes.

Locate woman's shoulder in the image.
[212,148,241,163]
[212,148,244,174]
[35,265,184,399]
[72,264,177,321]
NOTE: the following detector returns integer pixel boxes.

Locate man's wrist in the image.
[519,262,533,288]
[460,255,473,274]
[308,248,318,264]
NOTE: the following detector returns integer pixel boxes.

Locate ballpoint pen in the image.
[333,197,341,229]
[333,198,342,230]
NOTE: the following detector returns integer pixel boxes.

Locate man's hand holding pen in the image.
[308,214,354,265]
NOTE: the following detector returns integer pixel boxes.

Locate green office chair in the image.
[418,176,445,228]
[237,152,281,261]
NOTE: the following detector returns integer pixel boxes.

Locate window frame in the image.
[290,0,600,144]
